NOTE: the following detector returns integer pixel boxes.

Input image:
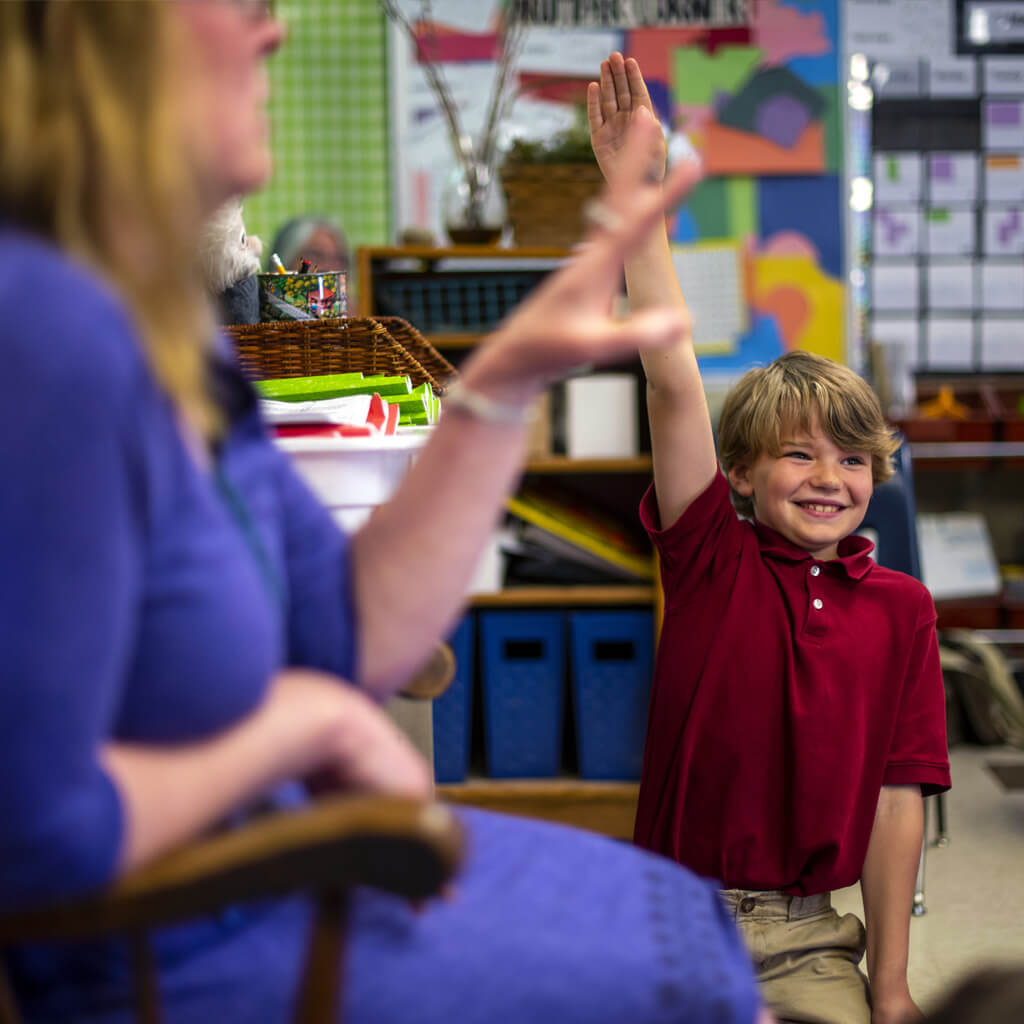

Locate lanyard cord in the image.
[213,463,286,611]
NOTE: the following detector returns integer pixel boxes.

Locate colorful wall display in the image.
[391,0,845,370]
[848,0,1024,372]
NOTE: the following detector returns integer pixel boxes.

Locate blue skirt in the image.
[10,808,759,1023]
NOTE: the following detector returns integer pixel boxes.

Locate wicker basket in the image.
[223,317,454,396]
[500,163,606,248]
[371,316,458,394]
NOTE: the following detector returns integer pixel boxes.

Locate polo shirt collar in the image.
[751,519,876,579]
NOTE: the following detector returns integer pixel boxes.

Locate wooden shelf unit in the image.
[436,779,640,840]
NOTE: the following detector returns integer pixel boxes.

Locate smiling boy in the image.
[589,54,950,1024]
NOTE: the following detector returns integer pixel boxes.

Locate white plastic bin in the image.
[275,431,428,532]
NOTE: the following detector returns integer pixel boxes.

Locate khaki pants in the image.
[720,890,870,1024]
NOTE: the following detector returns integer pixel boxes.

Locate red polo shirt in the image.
[635,471,950,896]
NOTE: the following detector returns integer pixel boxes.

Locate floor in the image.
[832,743,1024,1013]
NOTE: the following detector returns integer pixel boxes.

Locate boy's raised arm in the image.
[588,53,718,529]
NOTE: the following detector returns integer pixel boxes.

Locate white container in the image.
[565,374,638,458]
[275,431,428,532]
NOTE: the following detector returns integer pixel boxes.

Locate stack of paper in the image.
[256,372,441,435]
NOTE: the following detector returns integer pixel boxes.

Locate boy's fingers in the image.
[609,51,631,108]
[599,59,617,118]
[625,57,653,109]
[586,81,603,131]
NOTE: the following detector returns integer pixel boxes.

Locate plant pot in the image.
[501,162,606,248]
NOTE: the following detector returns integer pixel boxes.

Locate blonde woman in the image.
[0,3,767,1022]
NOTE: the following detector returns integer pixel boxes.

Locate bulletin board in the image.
[388,0,846,372]
[846,0,1024,372]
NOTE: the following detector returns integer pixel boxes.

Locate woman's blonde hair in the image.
[718,350,900,518]
[0,0,220,439]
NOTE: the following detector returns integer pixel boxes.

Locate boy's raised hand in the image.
[588,52,667,185]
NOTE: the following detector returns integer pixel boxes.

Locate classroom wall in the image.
[243,0,392,273]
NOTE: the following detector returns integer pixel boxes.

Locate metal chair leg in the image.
[933,791,949,848]
[912,797,928,916]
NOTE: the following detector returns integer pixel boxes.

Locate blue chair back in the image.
[858,441,921,580]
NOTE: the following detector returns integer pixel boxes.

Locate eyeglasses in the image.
[226,0,276,23]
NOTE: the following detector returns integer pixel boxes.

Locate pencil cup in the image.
[258,271,347,321]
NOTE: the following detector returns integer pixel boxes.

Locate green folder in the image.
[256,373,412,402]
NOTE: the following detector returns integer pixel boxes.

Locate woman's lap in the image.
[15,808,759,1023]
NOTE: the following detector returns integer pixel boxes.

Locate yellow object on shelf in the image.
[918,386,970,421]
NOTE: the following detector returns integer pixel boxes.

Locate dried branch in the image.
[379,0,527,226]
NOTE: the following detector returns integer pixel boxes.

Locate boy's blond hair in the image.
[717,351,900,518]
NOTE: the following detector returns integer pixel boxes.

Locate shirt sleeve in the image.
[0,289,144,909]
[267,441,360,683]
[884,591,951,796]
[639,470,746,611]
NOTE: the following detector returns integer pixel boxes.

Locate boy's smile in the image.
[727,422,874,560]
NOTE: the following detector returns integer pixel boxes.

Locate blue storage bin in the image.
[480,611,565,778]
[570,611,653,780]
[432,615,475,784]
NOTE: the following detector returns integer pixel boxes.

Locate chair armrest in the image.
[0,796,463,946]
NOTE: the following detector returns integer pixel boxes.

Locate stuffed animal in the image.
[198,199,263,324]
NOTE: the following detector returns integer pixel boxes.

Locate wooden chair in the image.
[0,644,461,1023]
[0,794,464,1024]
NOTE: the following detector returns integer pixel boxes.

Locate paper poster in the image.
[873,207,920,256]
[845,0,953,62]
[983,100,1024,150]
[872,59,923,98]
[756,176,843,278]
[925,318,975,370]
[981,262,1024,310]
[670,243,747,353]
[871,262,919,313]
[984,154,1024,202]
[871,317,921,368]
[926,261,977,310]
[980,319,1024,369]
[924,206,976,256]
[753,254,844,362]
[674,0,838,176]
[984,206,1024,255]
[927,59,978,98]
[929,153,978,203]
[918,513,1002,601]
[874,154,922,202]
[983,58,1024,95]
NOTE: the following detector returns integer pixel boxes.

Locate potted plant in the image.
[500,107,605,249]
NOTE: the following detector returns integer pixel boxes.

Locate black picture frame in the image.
[956,0,1024,55]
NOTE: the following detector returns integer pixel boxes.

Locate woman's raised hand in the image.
[459,107,701,406]
[587,52,667,185]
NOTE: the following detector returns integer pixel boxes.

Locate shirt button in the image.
[810,565,821,576]
[739,897,757,914]
[813,598,823,610]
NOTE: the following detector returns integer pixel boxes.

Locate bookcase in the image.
[357,245,651,836]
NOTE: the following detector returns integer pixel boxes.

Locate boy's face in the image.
[728,420,873,561]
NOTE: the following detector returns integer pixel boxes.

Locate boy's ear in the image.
[728,463,754,497]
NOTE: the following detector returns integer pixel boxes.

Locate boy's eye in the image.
[843,455,867,466]
[784,450,810,460]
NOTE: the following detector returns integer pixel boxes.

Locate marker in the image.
[271,252,287,274]
[299,259,311,274]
